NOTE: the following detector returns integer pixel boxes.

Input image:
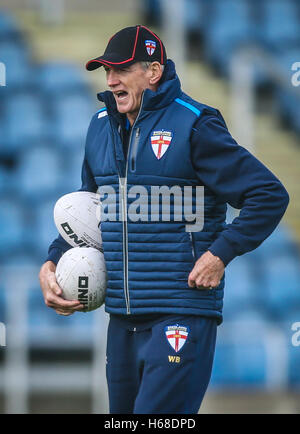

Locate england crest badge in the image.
[165,325,189,353]
[145,40,156,56]
[151,130,173,160]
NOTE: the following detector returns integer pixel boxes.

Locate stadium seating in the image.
[143,0,300,134]
[222,255,264,319]
[51,91,95,150]
[2,90,49,157]
[0,165,10,195]
[257,0,300,51]
[203,0,254,74]
[0,198,26,258]
[274,48,300,133]
[35,62,91,98]
[30,197,62,258]
[0,39,34,90]
[263,255,300,320]
[211,312,271,387]
[15,144,66,204]
[63,148,86,192]
[0,10,24,42]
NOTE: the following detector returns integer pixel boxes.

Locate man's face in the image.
[104,63,152,124]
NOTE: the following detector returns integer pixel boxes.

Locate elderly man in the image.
[39,25,289,414]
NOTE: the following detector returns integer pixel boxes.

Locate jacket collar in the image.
[97,59,182,119]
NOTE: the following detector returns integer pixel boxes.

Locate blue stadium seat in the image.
[277,90,300,135]
[211,315,271,387]
[263,254,300,320]
[233,341,267,386]
[0,197,26,257]
[36,62,91,97]
[32,197,63,258]
[210,342,238,387]
[288,343,300,386]
[0,158,20,194]
[254,225,298,260]
[0,165,9,195]
[15,144,66,204]
[51,92,95,149]
[285,311,300,386]
[26,281,92,348]
[211,0,251,21]
[222,255,263,319]
[274,48,300,134]
[142,0,162,27]
[184,0,204,34]
[203,0,255,74]
[3,90,49,156]
[27,282,97,348]
[0,292,5,323]
[0,117,7,152]
[0,40,33,89]
[245,225,300,320]
[258,0,300,51]
[0,251,40,268]
[64,148,85,192]
[0,10,24,42]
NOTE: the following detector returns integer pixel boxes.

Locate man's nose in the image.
[106,69,120,87]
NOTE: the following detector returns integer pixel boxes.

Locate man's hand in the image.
[39,260,84,316]
[188,251,225,290]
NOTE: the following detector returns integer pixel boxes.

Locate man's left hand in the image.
[188,251,225,290]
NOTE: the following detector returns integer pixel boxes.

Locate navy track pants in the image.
[106,314,217,414]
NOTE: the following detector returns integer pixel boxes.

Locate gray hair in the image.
[140,61,165,73]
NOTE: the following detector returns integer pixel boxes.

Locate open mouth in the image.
[115,91,128,100]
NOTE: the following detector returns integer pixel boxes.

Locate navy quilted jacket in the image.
[47,60,289,324]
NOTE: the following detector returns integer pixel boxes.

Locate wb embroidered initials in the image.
[168,355,181,363]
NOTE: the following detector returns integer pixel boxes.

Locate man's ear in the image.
[149,62,163,86]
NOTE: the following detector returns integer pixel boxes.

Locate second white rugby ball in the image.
[54,191,102,250]
[55,247,107,312]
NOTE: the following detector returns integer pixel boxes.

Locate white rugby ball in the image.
[54,191,102,250]
[55,247,107,312]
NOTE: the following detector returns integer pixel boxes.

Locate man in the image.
[39,25,289,413]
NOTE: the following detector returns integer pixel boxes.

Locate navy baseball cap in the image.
[86,25,167,71]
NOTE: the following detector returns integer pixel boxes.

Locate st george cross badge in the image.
[145,39,156,56]
[151,130,173,160]
[165,325,189,353]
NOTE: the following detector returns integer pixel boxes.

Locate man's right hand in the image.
[39,260,84,316]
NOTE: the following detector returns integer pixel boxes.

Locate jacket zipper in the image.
[130,128,141,172]
[119,177,130,314]
[119,93,145,315]
[188,231,196,261]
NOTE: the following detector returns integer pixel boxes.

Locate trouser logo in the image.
[165,325,189,353]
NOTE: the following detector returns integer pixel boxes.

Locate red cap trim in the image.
[86,26,141,69]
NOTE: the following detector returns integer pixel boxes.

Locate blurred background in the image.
[0,0,300,414]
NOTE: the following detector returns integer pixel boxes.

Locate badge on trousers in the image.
[165,324,189,353]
